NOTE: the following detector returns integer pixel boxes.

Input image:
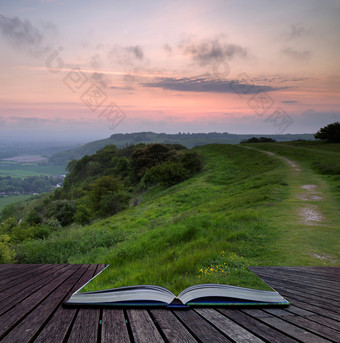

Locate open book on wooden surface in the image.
[64,266,290,308]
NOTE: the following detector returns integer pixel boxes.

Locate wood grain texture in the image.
[127,309,164,343]
[150,309,197,343]
[101,310,130,343]
[0,265,339,343]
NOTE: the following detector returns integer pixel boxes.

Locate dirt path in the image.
[244,146,323,225]
[241,145,339,264]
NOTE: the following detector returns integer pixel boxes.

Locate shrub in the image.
[241,137,276,143]
[0,234,15,263]
[179,152,203,174]
[74,204,92,225]
[131,144,174,180]
[315,122,340,143]
[25,209,42,225]
[97,191,130,217]
[143,161,190,186]
[49,200,76,226]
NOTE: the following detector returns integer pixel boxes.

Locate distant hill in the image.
[49,132,315,165]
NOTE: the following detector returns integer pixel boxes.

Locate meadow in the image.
[0,161,66,178]
[16,143,340,294]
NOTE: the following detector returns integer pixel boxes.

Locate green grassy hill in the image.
[49,132,315,165]
[15,142,339,294]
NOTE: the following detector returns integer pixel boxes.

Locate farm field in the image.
[0,161,66,178]
[0,195,33,212]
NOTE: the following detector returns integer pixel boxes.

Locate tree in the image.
[89,176,129,216]
[49,200,76,226]
[314,122,340,143]
[131,144,174,180]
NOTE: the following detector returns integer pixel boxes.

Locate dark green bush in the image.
[49,200,76,226]
[315,122,340,143]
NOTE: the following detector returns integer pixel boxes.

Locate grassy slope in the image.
[17,144,340,294]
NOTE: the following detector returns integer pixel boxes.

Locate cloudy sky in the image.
[0,0,339,141]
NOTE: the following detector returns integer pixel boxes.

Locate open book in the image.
[65,267,289,308]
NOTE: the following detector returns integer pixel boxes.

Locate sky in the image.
[0,0,339,142]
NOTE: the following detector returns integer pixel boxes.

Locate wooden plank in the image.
[0,264,51,292]
[66,265,107,342]
[0,263,36,275]
[251,266,340,284]
[34,264,99,343]
[0,264,85,343]
[174,309,232,343]
[0,264,80,340]
[0,264,16,272]
[251,268,340,291]
[0,264,65,304]
[253,266,340,278]
[0,264,72,316]
[127,309,164,343]
[101,310,130,343]
[251,274,340,299]
[281,304,340,331]
[0,265,338,343]
[284,305,314,317]
[67,308,101,343]
[265,307,340,333]
[250,274,340,300]
[307,315,340,332]
[267,267,340,281]
[195,308,265,343]
[257,315,332,343]
[278,314,340,341]
[251,270,340,297]
[0,264,37,285]
[219,309,299,343]
[285,298,340,322]
[150,309,197,343]
[267,285,340,313]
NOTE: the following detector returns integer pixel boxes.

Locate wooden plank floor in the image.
[0,265,339,342]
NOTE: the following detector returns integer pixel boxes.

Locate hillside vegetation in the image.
[49,132,314,165]
[2,142,338,294]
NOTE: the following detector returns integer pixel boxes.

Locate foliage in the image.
[49,200,76,227]
[143,161,190,186]
[74,204,92,226]
[25,209,42,225]
[241,137,276,143]
[131,144,175,180]
[89,176,129,216]
[0,234,15,263]
[1,143,203,247]
[16,226,127,264]
[0,175,60,194]
[315,122,340,143]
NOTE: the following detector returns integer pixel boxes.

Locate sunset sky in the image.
[1,0,339,141]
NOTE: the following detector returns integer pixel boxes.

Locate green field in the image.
[0,162,66,178]
[0,195,33,212]
[16,143,340,294]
